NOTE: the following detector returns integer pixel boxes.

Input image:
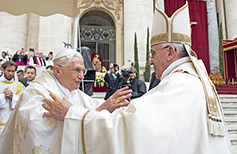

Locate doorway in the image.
[79,10,116,69]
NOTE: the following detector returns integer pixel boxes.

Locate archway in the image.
[79,10,116,69]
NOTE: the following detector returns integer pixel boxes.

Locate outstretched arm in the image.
[42,87,132,121]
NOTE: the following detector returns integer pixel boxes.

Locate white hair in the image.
[160,42,188,58]
[53,52,83,68]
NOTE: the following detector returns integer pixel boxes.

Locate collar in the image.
[0,75,14,82]
[160,57,190,81]
[54,77,74,100]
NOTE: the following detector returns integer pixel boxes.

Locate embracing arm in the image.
[42,87,132,121]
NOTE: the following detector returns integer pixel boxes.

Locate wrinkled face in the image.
[17,72,24,80]
[35,51,39,56]
[149,44,170,79]
[4,66,16,80]
[129,71,136,80]
[26,68,37,82]
[58,57,85,91]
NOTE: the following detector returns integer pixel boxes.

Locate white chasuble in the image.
[62,61,232,154]
[0,70,99,154]
[0,77,25,135]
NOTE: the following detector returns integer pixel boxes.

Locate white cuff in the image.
[11,94,19,109]
[65,106,88,120]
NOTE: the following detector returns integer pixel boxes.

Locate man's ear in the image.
[167,46,176,62]
[53,65,61,77]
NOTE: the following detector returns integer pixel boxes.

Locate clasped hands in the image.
[42,87,132,121]
[4,88,13,99]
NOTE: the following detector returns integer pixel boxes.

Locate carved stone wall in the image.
[78,0,124,66]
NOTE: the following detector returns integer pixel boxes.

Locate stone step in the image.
[225,116,237,121]
[229,134,237,142]
[92,92,106,100]
[219,94,237,102]
[227,125,237,130]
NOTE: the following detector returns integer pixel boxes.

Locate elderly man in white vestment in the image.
[41,2,232,154]
[0,49,131,154]
[0,61,25,135]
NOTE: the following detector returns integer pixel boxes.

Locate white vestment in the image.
[0,76,25,135]
[61,57,232,154]
[0,70,100,154]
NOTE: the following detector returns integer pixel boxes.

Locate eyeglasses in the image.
[71,68,87,75]
[57,64,87,75]
[149,46,170,59]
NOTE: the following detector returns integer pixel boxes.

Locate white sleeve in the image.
[0,94,7,109]
[11,94,19,109]
[61,106,89,154]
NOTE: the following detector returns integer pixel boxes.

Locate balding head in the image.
[53,49,83,68]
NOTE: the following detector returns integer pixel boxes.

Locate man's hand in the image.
[42,93,73,121]
[4,88,13,99]
[96,87,132,113]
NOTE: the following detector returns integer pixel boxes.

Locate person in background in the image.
[12,48,27,65]
[148,72,160,91]
[19,65,37,87]
[129,67,147,100]
[25,52,31,65]
[46,65,53,71]
[46,51,54,66]
[104,63,121,100]
[16,70,25,81]
[29,50,44,66]
[0,61,25,135]
[0,51,9,62]
[39,52,46,66]
[0,61,5,77]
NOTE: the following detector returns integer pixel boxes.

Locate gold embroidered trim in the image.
[16,82,22,95]
[81,110,90,154]
[0,81,16,84]
[0,123,6,126]
[208,96,220,116]
[172,33,191,45]
[150,33,168,45]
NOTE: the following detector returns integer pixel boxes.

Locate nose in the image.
[78,73,84,80]
[149,59,154,65]
[9,71,14,75]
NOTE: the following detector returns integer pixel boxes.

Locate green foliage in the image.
[94,66,108,87]
[134,32,139,78]
[219,22,224,77]
[144,27,151,82]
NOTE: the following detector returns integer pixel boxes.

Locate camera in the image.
[119,69,133,89]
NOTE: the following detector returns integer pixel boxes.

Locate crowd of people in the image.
[0,49,55,134]
[0,48,54,67]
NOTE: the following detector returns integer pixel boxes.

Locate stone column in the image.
[224,0,237,39]
[206,0,219,72]
[215,0,227,39]
[72,0,78,50]
[124,0,153,69]
[26,13,40,53]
